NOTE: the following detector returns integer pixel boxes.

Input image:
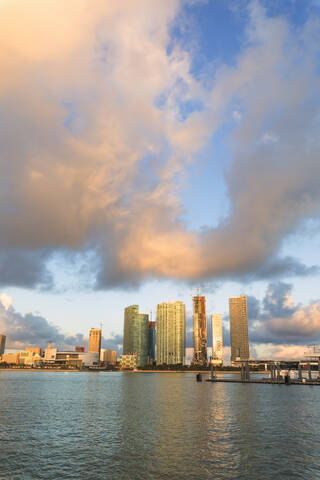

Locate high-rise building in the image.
[229,295,250,364]
[211,314,223,366]
[148,321,156,364]
[156,301,185,365]
[102,349,117,365]
[88,328,102,359]
[0,335,6,356]
[193,296,207,365]
[123,305,149,368]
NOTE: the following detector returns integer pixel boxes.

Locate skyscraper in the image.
[211,314,223,366]
[148,321,156,364]
[0,335,6,356]
[88,328,102,359]
[156,301,185,365]
[229,295,250,364]
[193,295,207,365]
[123,305,149,368]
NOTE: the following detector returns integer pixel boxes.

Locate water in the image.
[0,371,319,480]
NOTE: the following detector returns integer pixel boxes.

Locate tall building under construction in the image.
[193,295,207,365]
[229,295,250,364]
[156,301,185,365]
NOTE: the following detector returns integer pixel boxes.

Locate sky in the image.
[1,0,320,361]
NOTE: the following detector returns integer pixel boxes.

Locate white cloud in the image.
[260,131,279,144]
[232,110,242,122]
[0,293,12,310]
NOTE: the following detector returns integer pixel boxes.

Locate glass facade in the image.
[148,321,156,363]
[193,296,207,365]
[211,314,223,366]
[123,305,149,367]
[156,301,185,365]
[0,335,6,356]
[229,295,250,363]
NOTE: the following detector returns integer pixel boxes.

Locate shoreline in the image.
[0,368,268,374]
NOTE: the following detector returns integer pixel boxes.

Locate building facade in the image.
[25,347,43,356]
[19,350,42,367]
[44,344,99,367]
[211,314,223,366]
[193,296,207,365]
[0,335,6,356]
[102,349,117,365]
[156,301,185,365]
[123,305,149,368]
[229,295,250,364]
[0,353,19,364]
[120,353,137,370]
[88,328,102,359]
[148,321,156,364]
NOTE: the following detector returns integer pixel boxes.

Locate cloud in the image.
[102,334,123,355]
[0,294,118,351]
[0,249,53,289]
[0,1,320,289]
[248,282,320,345]
[249,256,320,281]
[254,344,307,361]
[0,293,12,310]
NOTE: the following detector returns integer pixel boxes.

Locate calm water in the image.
[0,371,319,480]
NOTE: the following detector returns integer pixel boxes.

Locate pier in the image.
[206,377,320,386]
[206,361,320,385]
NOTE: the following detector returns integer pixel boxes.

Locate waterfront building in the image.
[123,305,149,368]
[211,314,223,366]
[148,321,156,364]
[102,349,117,365]
[89,328,102,360]
[156,301,185,365]
[193,296,207,365]
[25,347,43,356]
[120,353,137,370]
[19,350,42,367]
[0,352,19,365]
[75,346,85,352]
[0,334,6,356]
[229,295,250,365]
[44,343,99,367]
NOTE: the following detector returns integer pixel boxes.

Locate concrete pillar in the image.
[245,361,250,381]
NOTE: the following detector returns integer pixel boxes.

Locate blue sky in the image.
[1,0,320,360]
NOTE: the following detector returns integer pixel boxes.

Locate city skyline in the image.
[1,1,320,362]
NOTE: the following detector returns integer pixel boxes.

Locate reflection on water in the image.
[0,371,319,479]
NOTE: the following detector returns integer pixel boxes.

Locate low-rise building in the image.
[19,350,43,367]
[120,353,137,370]
[25,347,43,356]
[0,352,19,365]
[44,344,99,368]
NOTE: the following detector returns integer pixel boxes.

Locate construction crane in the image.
[191,286,211,366]
[191,285,211,297]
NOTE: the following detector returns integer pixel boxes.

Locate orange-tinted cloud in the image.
[0,1,320,289]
